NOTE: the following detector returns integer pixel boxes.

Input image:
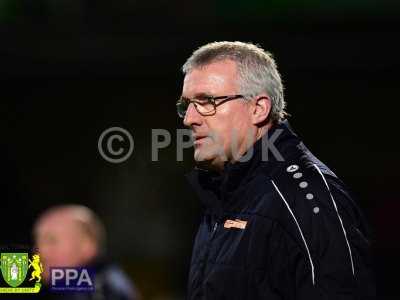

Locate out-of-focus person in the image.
[33,204,140,300]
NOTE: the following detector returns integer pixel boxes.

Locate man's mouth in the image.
[193,135,209,145]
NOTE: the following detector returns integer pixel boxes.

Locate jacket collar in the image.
[186,120,302,215]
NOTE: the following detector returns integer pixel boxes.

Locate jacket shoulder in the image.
[257,151,374,289]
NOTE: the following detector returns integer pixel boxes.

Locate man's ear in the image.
[251,94,271,125]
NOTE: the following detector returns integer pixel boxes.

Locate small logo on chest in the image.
[224,219,247,230]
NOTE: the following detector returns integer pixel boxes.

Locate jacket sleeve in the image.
[264,164,376,300]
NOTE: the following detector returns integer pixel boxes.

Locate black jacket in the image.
[186,121,375,300]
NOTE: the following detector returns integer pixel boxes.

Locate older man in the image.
[177,42,375,299]
[34,205,139,300]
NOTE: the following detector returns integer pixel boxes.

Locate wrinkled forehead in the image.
[182,60,239,97]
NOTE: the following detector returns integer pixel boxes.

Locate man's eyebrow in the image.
[184,92,213,99]
[180,92,214,101]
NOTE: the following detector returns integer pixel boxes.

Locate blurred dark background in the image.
[1,0,399,299]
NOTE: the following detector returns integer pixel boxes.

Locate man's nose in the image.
[183,103,202,127]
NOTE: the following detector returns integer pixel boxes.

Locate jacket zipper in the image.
[200,221,219,286]
[211,222,218,236]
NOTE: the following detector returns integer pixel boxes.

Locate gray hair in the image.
[182,41,287,123]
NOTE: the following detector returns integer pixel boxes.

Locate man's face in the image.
[182,60,255,169]
[35,213,94,282]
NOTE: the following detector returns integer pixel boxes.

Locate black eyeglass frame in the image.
[176,94,245,118]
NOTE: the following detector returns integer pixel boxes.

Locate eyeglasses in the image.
[176,94,245,118]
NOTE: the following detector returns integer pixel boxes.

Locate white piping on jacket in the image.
[312,163,355,276]
[271,180,316,285]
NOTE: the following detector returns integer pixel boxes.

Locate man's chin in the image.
[194,148,214,163]
[194,151,225,171]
